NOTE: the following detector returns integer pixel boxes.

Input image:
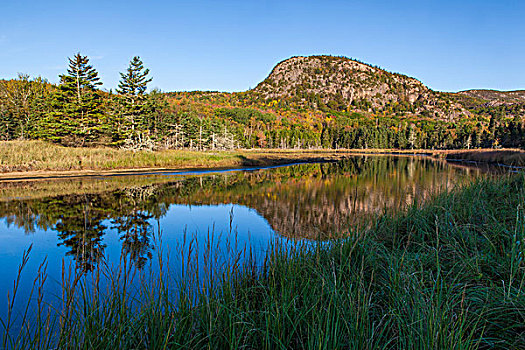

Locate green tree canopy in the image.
[117,56,152,96]
[33,53,106,146]
[62,53,102,104]
[112,56,155,148]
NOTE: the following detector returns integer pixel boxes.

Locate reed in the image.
[1,175,524,349]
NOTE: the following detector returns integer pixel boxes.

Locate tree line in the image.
[1,53,524,150]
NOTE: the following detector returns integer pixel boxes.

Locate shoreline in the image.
[0,141,523,181]
[0,159,337,182]
[0,152,348,182]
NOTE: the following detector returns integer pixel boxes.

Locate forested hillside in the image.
[1,54,524,150]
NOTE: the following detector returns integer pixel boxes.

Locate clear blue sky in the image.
[1,0,523,93]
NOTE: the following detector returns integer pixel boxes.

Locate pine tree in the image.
[115,56,153,148]
[33,53,105,146]
[64,53,102,104]
[117,56,152,96]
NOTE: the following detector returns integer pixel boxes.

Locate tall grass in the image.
[0,141,242,173]
[0,141,340,174]
[2,175,525,349]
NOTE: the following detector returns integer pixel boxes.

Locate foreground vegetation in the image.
[2,174,524,349]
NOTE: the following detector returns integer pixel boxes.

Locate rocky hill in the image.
[457,89,525,106]
[252,55,469,121]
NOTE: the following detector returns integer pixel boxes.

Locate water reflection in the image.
[0,156,487,273]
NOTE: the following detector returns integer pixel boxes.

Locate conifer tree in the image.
[63,53,102,104]
[117,56,152,96]
[114,56,153,148]
[34,53,105,145]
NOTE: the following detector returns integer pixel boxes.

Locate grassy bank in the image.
[2,175,524,349]
[0,140,241,173]
[0,140,523,179]
[0,141,347,179]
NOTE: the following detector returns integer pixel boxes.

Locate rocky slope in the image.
[252,55,469,121]
[457,89,525,106]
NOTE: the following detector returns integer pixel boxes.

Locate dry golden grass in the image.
[0,141,245,173]
[1,141,522,179]
[0,141,346,179]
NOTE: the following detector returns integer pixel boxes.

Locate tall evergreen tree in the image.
[33,53,106,145]
[117,56,152,96]
[63,53,102,104]
[114,56,153,148]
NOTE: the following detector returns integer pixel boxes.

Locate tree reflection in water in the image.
[0,156,488,272]
[56,196,107,272]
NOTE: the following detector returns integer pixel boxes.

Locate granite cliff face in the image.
[252,55,469,121]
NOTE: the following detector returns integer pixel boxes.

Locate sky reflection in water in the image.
[0,156,490,318]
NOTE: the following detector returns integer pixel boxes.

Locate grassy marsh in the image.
[0,140,241,173]
[0,140,523,181]
[0,141,347,180]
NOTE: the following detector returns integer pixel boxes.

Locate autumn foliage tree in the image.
[1,54,524,150]
[0,74,51,140]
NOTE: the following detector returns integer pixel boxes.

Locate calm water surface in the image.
[0,156,490,319]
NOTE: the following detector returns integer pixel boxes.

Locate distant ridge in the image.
[457,89,525,106]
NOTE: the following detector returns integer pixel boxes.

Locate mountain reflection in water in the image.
[0,156,486,275]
